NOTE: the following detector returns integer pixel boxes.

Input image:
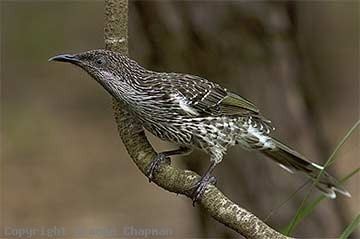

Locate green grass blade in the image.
[339,214,360,239]
[281,194,323,234]
[283,119,360,236]
[265,180,310,222]
[327,119,360,167]
[282,167,359,235]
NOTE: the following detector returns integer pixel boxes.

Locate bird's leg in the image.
[146,146,192,182]
[189,161,218,206]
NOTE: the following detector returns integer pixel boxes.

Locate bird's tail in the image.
[262,138,351,199]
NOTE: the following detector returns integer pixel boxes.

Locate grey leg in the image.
[189,160,218,206]
[146,146,192,182]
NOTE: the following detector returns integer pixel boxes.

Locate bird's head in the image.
[49,49,129,82]
[49,49,147,100]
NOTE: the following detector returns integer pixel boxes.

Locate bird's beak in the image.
[48,54,80,64]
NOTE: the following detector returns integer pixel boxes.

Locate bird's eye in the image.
[96,57,106,66]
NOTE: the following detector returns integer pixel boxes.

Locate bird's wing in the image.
[219,92,259,115]
[165,73,261,116]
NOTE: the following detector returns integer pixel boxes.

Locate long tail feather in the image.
[262,139,351,199]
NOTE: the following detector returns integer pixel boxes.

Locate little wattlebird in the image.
[49,49,350,203]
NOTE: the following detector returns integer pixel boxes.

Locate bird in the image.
[49,49,350,204]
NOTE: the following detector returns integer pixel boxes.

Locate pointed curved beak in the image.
[48,54,80,63]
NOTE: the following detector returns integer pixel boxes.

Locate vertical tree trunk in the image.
[104,0,128,54]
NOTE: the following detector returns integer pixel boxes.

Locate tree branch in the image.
[104,0,292,238]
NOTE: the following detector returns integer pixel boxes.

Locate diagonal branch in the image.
[112,104,292,239]
[104,0,291,238]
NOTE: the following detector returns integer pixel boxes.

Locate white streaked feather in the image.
[278,164,294,174]
[179,100,199,116]
[247,125,275,149]
[311,162,324,170]
[332,187,351,197]
[324,190,337,199]
[171,93,200,116]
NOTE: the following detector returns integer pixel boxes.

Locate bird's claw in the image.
[146,153,171,182]
[189,175,217,206]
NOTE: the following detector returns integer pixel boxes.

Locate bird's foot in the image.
[146,153,171,182]
[189,175,217,206]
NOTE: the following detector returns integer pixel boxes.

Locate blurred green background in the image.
[1,1,359,238]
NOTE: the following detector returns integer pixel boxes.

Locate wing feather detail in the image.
[153,73,271,125]
[170,74,261,116]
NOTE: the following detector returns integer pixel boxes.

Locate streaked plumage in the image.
[49,49,350,201]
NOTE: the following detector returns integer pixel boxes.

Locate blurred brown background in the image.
[1,1,359,238]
